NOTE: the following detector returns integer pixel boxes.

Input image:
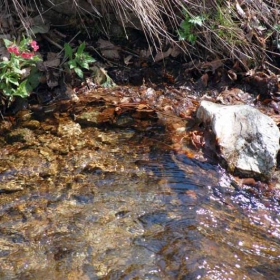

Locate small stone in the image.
[22,120,41,129]
[5,128,35,144]
[57,121,82,137]
[75,109,100,126]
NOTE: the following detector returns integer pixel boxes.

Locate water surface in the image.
[0,116,279,279]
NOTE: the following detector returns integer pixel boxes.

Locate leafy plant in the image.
[0,37,41,98]
[64,42,96,79]
[272,24,280,50]
[178,13,204,44]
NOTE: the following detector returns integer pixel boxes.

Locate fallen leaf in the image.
[97,38,120,60]
[124,55,133,65]
[154,48,172,62]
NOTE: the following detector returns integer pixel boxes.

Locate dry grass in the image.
[5,0,280,68]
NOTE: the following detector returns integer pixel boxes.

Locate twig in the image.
[41,34,63,50]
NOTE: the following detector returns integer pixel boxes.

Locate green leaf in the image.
[274,24,280,32]
[77,53,95,69]
[178,29,187,41]
[6,76,19,86]
[180,20,191,31]
[19,37,29,49]
[14,80,30,98]
[188,34,197,45]
[29,56,42,63]
[77,60,89,69]
[68,60,77,69]
[12,67,23,75]
[0,61,10,68]
[27,68,41,89]
[64,43,73,59]
[3,38,12,48]
[84,54,96,63]
[2,87,14,96]
[77,42,86,56]
[0,72,6,80]
[74,67,84,79]
[189,16,204,26]
[0,83,6,89]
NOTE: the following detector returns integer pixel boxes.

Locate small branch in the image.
[41,34,63,50]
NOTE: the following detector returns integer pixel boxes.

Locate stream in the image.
[0,99,279,279]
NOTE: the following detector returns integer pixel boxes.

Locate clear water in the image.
[0,122,279,280]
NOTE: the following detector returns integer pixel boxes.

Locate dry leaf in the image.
[170,45,182,57]
[139,48,153,59]
[154,48,172,62]
[97,38,120,60]
[227,70,237,81]
[124,55,133,65]
[200,73,209,87]
[44,58,60,68]
[200,59,223,73]
[46,70,59,88]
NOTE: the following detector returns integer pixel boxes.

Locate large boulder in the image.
[196,101,280,180]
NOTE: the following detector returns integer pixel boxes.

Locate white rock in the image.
[196,101,280,179]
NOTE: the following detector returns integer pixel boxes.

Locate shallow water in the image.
[0,116,279,279]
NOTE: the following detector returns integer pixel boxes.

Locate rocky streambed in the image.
[0,88,279,279]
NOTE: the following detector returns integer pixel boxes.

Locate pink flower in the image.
[21,52,35,59]
[30,40,39,51]
[7,45,20,56]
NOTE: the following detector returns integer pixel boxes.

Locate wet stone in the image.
[0,180,24,192]
[75,109,100,126]
[15,109,32,123]
[0,121,12,134]
[48,141,70,155]
[5,128,35,144]
[21,119,41,129]
[57,120,82,137]
[40,123,56,133]
[39,147,56,161]
[116,114,134,127]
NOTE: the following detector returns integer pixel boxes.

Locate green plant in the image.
[0,37,41,98]
[64,42,96,79]
[272,24,280,50]
[178,13,204,44]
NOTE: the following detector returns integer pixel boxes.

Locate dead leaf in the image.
[154,48,172,62]
[200,59,223,73]
[124,55,133,65]
[46,70,59,88]
[139,48,153,59]
[44,58,60,68]
[200,73,209,87]
[137,104,149,110]
[227,69,237,81]
[97,38,120,60]
[42,52,61,68]
[190,130,205,150]
[170,45,182,57]
[30,15,50,34]
[91,66,116,87]
[235,2,246,18]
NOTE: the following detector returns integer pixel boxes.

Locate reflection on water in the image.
[0,123,279,280]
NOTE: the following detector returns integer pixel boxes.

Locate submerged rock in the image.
[57,121,82,137]
[5,128,35,144]
[75,109,101,126]
[196,101,280,180]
